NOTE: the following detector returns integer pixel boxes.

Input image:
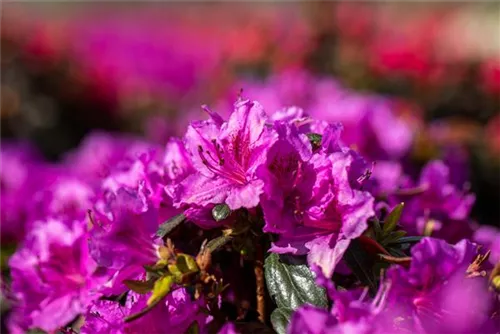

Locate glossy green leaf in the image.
[156,213,186,238]
[206,235,233,253]
[270,307,293,334]
[264,253,327,310]
[212,204,231,222]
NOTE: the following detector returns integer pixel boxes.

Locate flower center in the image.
[197,140,247,185]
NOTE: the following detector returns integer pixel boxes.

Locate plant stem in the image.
[254,244,265,322]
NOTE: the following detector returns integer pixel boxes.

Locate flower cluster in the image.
[2,90,499,334]
[289,238,497,334]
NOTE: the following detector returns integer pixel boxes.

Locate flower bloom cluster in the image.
[289,238,497,334]
[2,82,499,333]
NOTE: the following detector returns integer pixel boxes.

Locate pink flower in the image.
[8,219,98,332]
[261,124,375,276]
[171,99,277,210]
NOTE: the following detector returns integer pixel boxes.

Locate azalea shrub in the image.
[1,89,499,334]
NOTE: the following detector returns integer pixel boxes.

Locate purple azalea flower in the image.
[368,161,405,197]
[80,299,127,333]
[68,17,223,107]
[262,124,374,276]
[100,142,183,224]
[63,131,156,184]
[226,69,318,115]
[0,142,43,243]
[309,80,414,161]
[225,72,414,161]
[172,99,277,211]
[31,175,95,221]
[390,160,476,243]
[385,238,495,333]
[289,305,382,334]
[441,145,471,188]
[82,288,209,334]
[270,106,306,124]
[102,150,162,193]
[89,186,160,295]
[358,99,414,161]
[163,137,195,183]
[8,219,97,332]
[289,266,391,334]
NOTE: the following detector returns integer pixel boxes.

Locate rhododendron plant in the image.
[2,94,498,334]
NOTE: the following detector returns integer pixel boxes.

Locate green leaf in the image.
[382,203,404,235]
[147,275,174,306]
[212,204,231,222]
[264,253,327,310]
[167,263,183,282]
[123,279,155,294]
[344,238,377,295]
[380,230,407,245]
[26,329,47,334]
[270,307,293,334]
[176,254,199,273]
[156,214,186,238]
[386,236,423,245]
[371,218,383,240]
[206,235,233,253]
[143,263,167,276]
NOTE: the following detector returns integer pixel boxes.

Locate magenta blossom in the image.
[89,186,160,295]
[8,219,98,332]
[385,238,495,334]
[223,72,414,161]
[389,160,476,243]
[82,288,209,334]
[99,141,183,224]
[63,131,156,184]
[171,99,277,211]
[262,124,375,276]
[0,142,43,243]
[31,175,95,221]
[289,266,391,334]
[163,137,195,183]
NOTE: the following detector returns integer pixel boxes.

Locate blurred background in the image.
[1,2,499,225]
